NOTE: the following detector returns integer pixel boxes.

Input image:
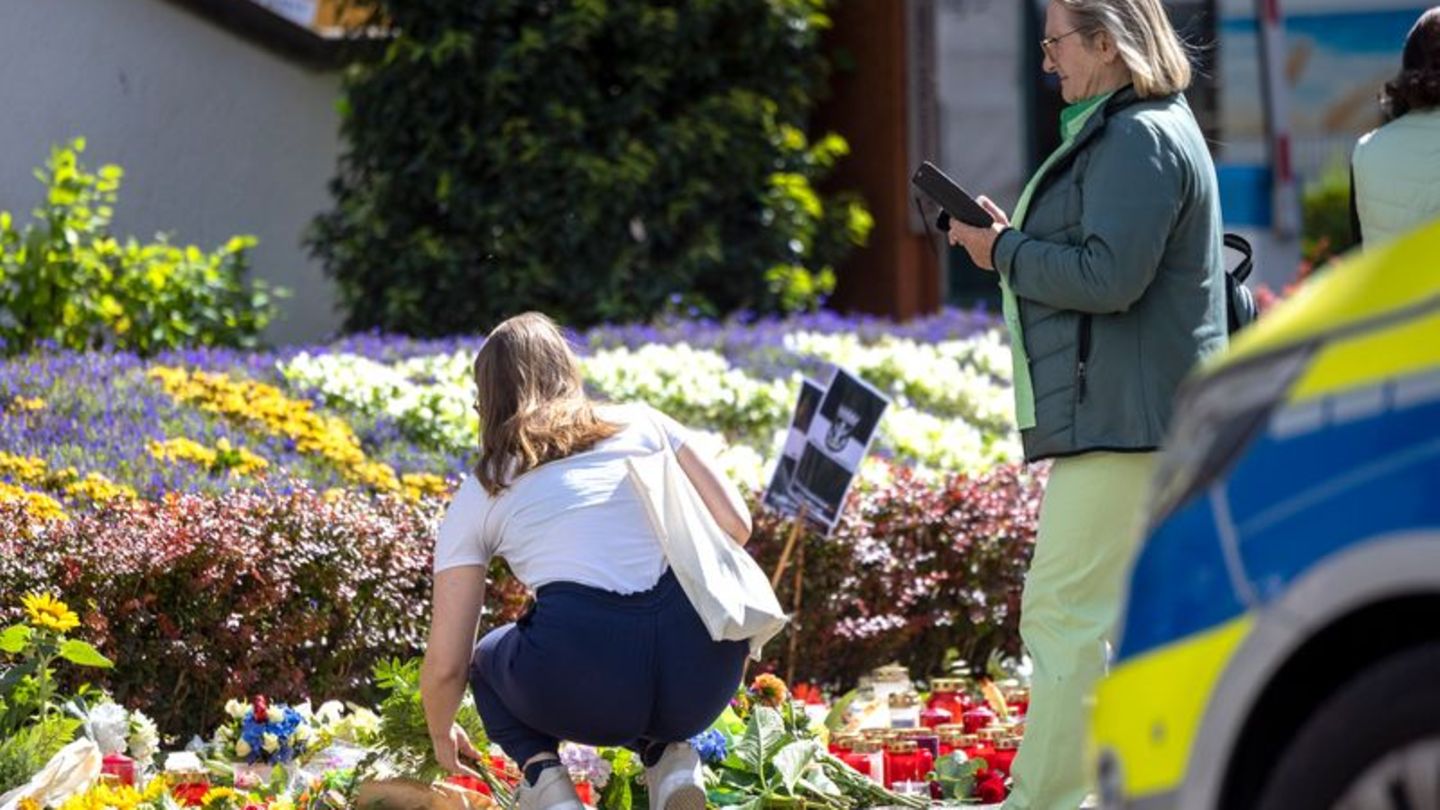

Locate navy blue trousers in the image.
[469,569,748,766]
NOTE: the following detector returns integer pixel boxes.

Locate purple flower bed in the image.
[1,308,1002,501]
[584,305,999,380]
[0,349,354,499]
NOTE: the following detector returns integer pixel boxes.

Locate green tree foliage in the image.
[0,139,283,357]
[310,0,872,334]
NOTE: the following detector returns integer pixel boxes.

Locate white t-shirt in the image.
[432,403,689,594]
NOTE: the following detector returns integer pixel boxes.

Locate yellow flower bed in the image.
[149,437,270,478]
[146,367,430,498]
[57,775,168,810]
[0,481,68,522]
[0,452,137,505]
[402,471,449,502]
[65,472,140,503]
[4,395,45,413]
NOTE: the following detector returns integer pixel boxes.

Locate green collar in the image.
[1060,90,1116,142]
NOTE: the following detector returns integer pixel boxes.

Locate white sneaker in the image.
[515,765,585,810]
[644,743,706,810]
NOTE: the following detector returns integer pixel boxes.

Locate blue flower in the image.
[689,729,727,764]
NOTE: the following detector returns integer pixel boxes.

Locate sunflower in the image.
[21,592,80,633]
[201,787,241,808]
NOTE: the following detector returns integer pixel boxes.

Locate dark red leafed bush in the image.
[744,463,1045,686]
[0,488,528,736]
[1,463,1042,734]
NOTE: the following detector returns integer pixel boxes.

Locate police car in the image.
[1091,219,1440,809]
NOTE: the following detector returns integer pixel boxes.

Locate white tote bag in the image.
[625,421,788,660]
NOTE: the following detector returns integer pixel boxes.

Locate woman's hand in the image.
[947,196,1012,271]
[432,723,486,777]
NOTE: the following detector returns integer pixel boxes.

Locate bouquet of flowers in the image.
[558,743,612,792]
[213,696,312,765]
[70,698,161,768]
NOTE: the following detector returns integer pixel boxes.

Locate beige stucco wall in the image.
[0,0,345,344]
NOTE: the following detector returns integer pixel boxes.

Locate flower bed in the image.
[2,595,1011,809]
[1,308,1039,745]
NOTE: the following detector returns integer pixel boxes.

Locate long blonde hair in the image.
[1058,0,1192,98]
[472,313,621,495]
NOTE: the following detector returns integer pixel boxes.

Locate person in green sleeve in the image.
[948,1,1227,808]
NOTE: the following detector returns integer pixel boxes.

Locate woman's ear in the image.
[1093,29,1119,63]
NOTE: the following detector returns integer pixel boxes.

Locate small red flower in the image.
[975,773,1007,803]
[252,694,269,724]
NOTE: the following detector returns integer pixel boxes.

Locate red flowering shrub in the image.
[0,487,528,735]
[745,463,1044,686]
[1,462,1042,732]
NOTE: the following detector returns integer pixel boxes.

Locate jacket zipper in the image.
[1076,314,1092,404]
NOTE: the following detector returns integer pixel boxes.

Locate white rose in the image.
[128,712,160,763]
[349,708,380,738]
[235,738,252,758]
[262,732,281,754]
[294,700,315,722]
[314,700,345,725]
[88,702,130,756]
[293,725,311,743]
[225,699,249,720]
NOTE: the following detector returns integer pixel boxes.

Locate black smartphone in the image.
[911,161,994,229]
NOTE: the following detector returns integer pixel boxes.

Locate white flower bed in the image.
[278,328,1020,483]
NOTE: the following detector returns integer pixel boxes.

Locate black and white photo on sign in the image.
[788,368,889,533]
[789,445,853,530]
[762,378,826,517]
[807,368,886,468]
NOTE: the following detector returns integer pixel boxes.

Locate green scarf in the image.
[998,90,1114,430]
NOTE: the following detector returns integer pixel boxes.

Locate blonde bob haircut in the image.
[1058,0,1193,98]
[472,312,621,495]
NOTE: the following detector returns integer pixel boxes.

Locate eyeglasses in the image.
[1040,27,1085,55]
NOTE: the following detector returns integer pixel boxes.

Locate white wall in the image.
[935,0,1026,212]
[0,0,345,344]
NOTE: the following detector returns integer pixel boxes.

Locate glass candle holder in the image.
[926,677,970,720]
[101,753,136,787]
[888,692,921,729]
[992,735,1020,776]
[962,705,998,734]
[884,740,924,788]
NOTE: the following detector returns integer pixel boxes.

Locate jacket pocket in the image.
[1075,314,1093,405]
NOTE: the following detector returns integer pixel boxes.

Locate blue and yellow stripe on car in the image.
[1092,220,1440,806]
[1092,617,1253,799]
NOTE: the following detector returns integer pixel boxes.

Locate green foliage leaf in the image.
[732,706,786,779]
[0,715,81,794]
[598,758,633,810]
[370,658,490,786]
[0,625,31,654]
[57,640,113,669]
[822,689,858,732]
[771,740,817,795]
[934,752,983,800]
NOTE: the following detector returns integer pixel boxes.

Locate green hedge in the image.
[310,0,872,334]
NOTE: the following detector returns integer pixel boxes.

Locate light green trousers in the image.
[1002,451,1158,810]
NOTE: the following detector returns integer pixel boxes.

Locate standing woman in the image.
[419,313,753,810]
[947,1,1226,807]
[1352,6,1440,248]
